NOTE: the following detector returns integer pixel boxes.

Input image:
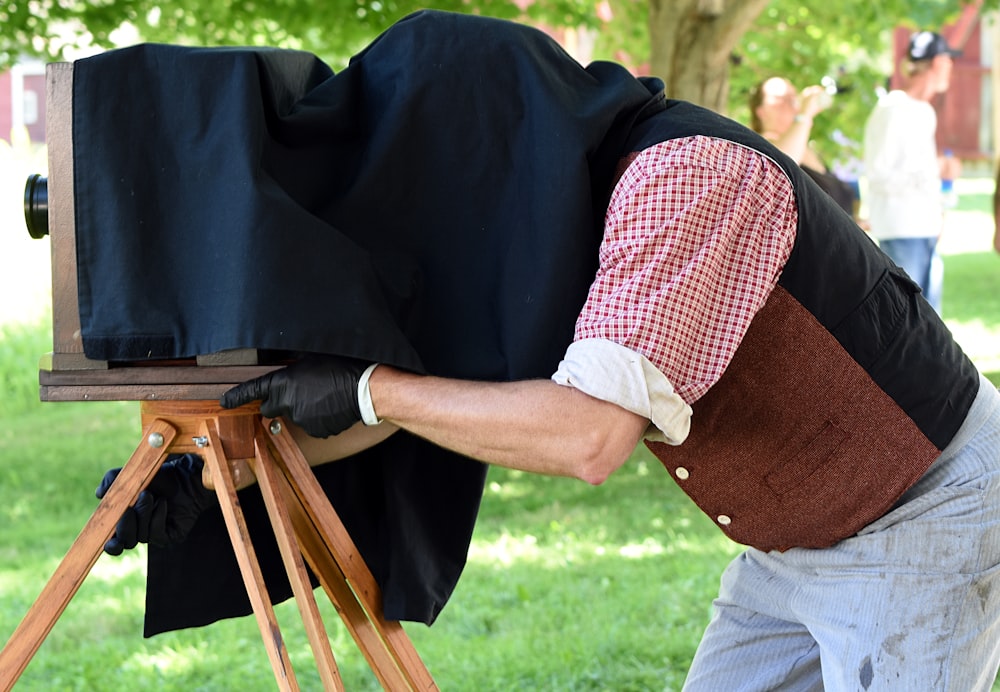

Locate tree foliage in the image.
[0,0,968,69]
[0,0,607,69]
[0,0,975,166]
[729,0,966,170]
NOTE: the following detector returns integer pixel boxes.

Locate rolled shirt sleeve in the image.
[552,338,692,444]
[553,136,797,443]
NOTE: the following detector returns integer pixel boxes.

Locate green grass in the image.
[1,186,999,689]
[0,318,51,419]
[0,403,731,690]
[943,252,1000,385]
[0,387,731,690]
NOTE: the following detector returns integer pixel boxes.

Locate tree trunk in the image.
[648,0,770,114]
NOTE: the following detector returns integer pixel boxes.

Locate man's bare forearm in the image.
[366,366,648,484]
[266,366,648,485]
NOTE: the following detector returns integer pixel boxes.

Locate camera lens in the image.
[24,173,48,239]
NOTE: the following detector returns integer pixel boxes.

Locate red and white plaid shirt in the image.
[554,136,797,443]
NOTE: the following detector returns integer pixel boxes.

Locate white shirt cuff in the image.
[551,339,691,445]
[357,363,382,426]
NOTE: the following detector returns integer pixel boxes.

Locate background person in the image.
[863,30,961,313]
[749,76,858,218]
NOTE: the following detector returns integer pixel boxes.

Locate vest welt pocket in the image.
[764,420,850,494]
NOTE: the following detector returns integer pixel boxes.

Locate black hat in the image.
[907,31,961,61]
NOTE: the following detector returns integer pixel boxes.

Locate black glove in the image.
[95,453,216,555]
[220,355,369,438]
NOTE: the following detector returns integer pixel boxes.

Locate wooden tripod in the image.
[0,400,438,691]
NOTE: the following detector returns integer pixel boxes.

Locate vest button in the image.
[675,467,689,480]
[717,515,732,526]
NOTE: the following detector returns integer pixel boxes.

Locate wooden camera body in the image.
[36,63,279,402]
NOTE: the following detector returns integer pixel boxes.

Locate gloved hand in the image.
[95,453,216,555]
[220,355,369,438]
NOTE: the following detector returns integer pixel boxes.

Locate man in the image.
[89,11,1000,689]
[863,30,962,313]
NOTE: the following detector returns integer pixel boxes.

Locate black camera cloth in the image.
[71,10,663,634]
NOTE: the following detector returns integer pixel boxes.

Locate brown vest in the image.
[646,286,941,552]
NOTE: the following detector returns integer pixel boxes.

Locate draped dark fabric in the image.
[70,11,664,633]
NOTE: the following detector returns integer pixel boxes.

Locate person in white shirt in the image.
[863,30,961,313]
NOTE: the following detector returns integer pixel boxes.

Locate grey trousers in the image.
[683,376,1000,691]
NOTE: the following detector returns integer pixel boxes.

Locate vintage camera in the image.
[19,61,277,399]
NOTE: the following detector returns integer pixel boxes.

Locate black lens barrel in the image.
[24,173,49,239]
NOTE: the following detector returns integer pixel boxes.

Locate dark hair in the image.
[747,79,769,133]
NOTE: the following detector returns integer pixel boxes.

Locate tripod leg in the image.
[197,420,300,692]
[258,427,414,690]
[264,418,439,691]
[0,418,178,692]
[250,427,344,692]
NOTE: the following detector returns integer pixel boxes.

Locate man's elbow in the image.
[570,426,642,486]
[553,390,650,485]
